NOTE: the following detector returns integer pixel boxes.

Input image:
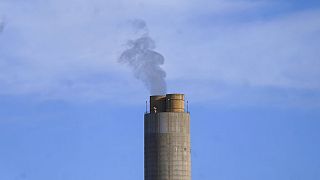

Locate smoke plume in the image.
[119,19,167,95]
[0,21,4,33]
[0,16,5,33]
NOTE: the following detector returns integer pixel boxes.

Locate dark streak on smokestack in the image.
[119,19,167,95]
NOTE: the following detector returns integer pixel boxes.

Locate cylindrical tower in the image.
[144,94,191,180]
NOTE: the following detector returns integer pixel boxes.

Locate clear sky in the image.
[0,0,320,180]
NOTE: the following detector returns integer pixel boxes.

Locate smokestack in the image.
[144,94,191,180]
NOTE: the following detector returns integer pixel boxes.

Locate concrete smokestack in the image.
[144,94,191,180]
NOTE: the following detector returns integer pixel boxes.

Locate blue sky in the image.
[0,0,320,180]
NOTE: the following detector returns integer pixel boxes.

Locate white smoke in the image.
[119,19,167,95]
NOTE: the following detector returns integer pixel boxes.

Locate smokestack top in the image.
[149,94,185,113]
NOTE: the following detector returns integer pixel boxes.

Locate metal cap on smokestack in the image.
[166,94,185,112]
[149,94,185,113]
